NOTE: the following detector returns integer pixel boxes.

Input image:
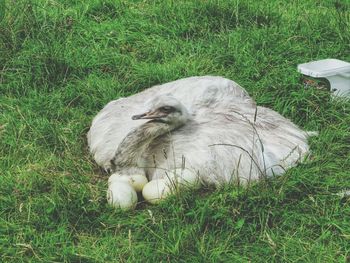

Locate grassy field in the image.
[1,0,350,262]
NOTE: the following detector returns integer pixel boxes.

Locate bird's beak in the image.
[132,110,167,120]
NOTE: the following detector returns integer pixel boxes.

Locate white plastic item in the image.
[297,59,350,98]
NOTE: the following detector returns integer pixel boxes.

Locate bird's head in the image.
[132,95,190,127]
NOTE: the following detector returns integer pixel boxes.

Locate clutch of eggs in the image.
[107,169,201,208]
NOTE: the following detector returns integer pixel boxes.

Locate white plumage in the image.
[88,76,313,186]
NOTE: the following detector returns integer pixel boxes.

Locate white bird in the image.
[88,76,314,186]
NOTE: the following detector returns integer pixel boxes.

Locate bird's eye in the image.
[159,106,174,113]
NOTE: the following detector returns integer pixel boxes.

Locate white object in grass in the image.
[142,179,171,204]
[298,58,350,98]
[166,168,201,189]
[107,181,138,210]
[108,173,148,192]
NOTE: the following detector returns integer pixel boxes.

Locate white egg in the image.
[127,174,148,192]
[108,173,148,192]
[142,179,172,204]
[108,173,123,185]
[166,168,201,189]
[107,181,138,210]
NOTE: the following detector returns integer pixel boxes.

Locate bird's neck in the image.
[111,121,178,172]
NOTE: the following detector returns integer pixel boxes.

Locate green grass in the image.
[1,0,350,262]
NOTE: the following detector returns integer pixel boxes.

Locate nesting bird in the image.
[88,76,314,206]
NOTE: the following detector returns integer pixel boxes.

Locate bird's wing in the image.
[146,104,310,184]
